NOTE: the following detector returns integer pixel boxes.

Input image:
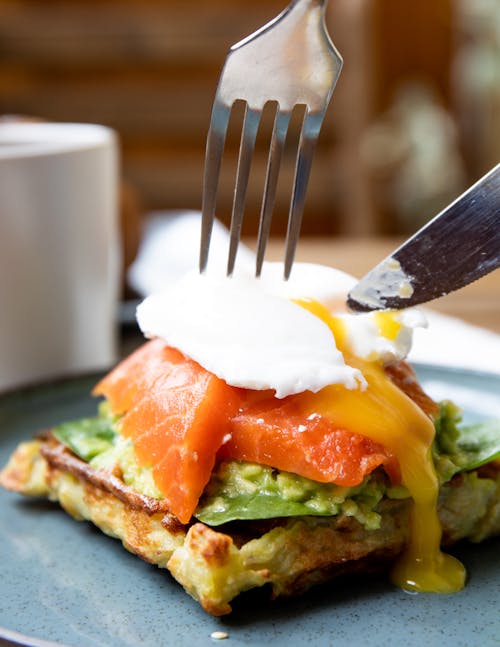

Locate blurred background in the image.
[1,0,499,283]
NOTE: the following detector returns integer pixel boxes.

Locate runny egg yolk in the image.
[374,310,402,341]
[296,299,465,593]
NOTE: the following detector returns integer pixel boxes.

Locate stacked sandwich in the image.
[1,264,499,615]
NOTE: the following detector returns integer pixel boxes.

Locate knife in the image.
[347,162,500,312]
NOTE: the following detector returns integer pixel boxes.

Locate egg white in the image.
[136,263,425,397]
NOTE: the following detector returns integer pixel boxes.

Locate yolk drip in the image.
[297,299,465,593]
[374,310,402,341]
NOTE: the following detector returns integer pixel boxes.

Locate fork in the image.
[199,0,342,279]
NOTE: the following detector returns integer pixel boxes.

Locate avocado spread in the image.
[52,400,500,528]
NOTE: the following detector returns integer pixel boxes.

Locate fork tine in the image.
[283,111,323,279]
[199,101,231,273]
[200,0,342,278]
[255,108,291,277]
[227,104,261,276]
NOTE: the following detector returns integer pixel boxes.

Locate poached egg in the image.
[136,262,425,398]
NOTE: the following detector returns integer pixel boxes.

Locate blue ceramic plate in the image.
[0,365,499,647]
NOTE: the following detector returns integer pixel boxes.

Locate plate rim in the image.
[0,626,70,647]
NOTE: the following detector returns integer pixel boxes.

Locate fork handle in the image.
[285,0,330,23]
[292,0,329,7]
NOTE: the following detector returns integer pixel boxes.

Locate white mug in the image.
[0,122,121,391]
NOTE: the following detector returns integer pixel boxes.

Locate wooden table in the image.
[265,237,500,334]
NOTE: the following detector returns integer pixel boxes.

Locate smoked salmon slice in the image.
[94,341,412,522]
[94,340,242,523]
[385,361,439,418]
[219,391,398,487]
[93,339,172,415]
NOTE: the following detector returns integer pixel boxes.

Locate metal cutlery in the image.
[199,0,342,278]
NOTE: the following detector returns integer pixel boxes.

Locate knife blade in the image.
[347,162,500,312]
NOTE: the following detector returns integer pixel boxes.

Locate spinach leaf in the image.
[195,461,386,528]
[452,420,500,471]
[433,401,500,483]
[53,415,118,462]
